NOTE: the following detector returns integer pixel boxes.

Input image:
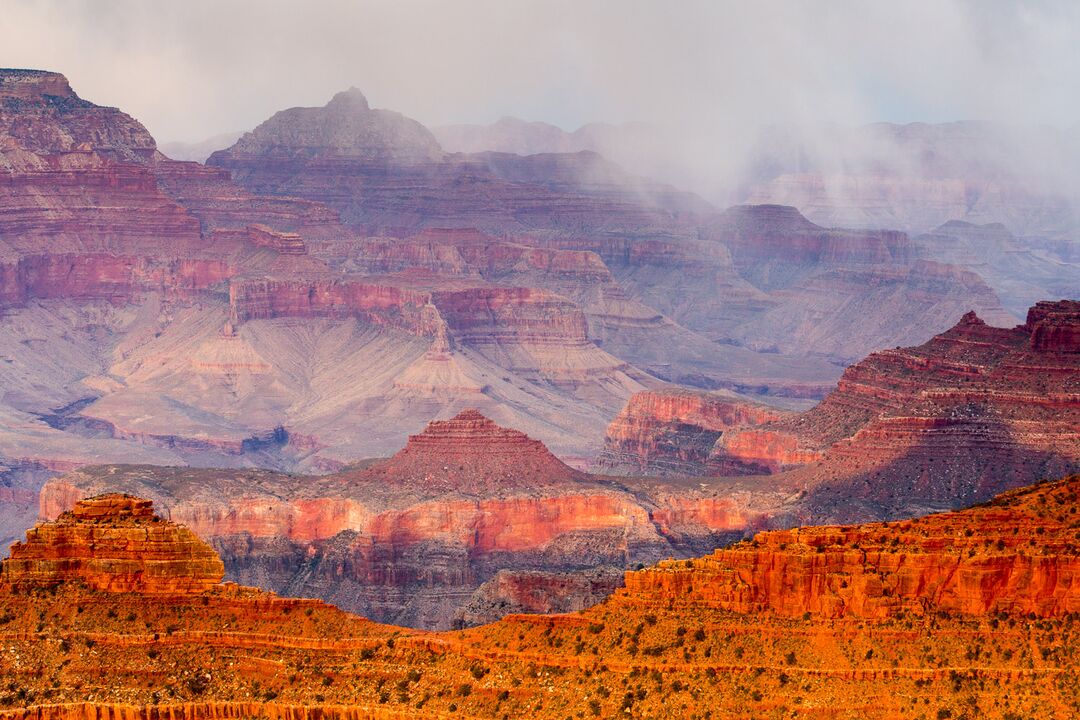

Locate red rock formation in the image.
[360,409,580,494]
[787,300,1080,509]
[37,412,787,628]
[1,494,223,593]
[601,301,1080,510]
[593,388,790,475]
[621,475,1080,618]
[2,479,1077,719]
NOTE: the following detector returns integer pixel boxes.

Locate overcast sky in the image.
[3,0,1079,144]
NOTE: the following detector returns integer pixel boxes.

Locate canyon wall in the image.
[37,410,785,629]
[600,301,1080,515]
[0,474,1076,719]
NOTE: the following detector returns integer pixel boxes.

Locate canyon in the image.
[1,65,1078,648]
[0,475,1076,718]
[0,66,1036,556]
[36,409,789,629]
[38,302,1080,627]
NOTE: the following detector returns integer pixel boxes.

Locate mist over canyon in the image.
[0,3,1078,716]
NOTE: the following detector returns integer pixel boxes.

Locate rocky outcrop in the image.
[1,477,1076,720]
[593,388,791,475]
[37,411,790,629]
[601,301,1080,513]
[621,475,1080,618]
[1,494,223,593]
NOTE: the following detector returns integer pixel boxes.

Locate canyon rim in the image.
[1,2,1079,719]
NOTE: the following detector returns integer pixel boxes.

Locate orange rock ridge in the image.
[0,478,1077,719]
[621,476,1080,618]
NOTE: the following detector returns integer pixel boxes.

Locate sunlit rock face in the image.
[621,475,1080,619]
[0,477,1076,719]
[1,493,223,594]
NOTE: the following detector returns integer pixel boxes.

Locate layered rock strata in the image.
[593,388,795,475]
[39,410,787,629]
[624,475,1080,618]
[0,477,1076,719]
[2,494,223,593]
[600,301,1080,514]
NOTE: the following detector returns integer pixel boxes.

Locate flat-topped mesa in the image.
[0,69,75,100]
[0,493,224,594]
[364,409,581,493]
[621,475,1080,619]
[1026,299,1080,353]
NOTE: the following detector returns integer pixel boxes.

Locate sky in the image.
[3,0,1079,146]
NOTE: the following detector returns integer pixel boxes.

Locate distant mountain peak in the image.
[327,86,371,111]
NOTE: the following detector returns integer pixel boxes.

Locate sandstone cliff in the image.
[601,301,1080,516]
[38,410,786,629]
[0,477,1076,719]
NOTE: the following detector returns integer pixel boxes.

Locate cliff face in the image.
[1,494,223,593]
[1,477,1076,720]
[593,388,792,475]
[623,475,1080,618]
[601,301,1080,514]
[36,410,786,629]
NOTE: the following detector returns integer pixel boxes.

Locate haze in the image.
[4,0,1078,140]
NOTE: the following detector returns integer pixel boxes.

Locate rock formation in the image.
[38,410,788,628]
[601,301,1080,515]
[625,475,1080,618]
[0,477,1076,719]
[593,388,794,475]
[1,494,223,593]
